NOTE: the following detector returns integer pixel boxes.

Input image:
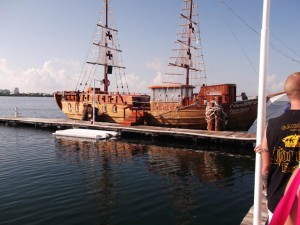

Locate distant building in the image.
[0,89,10,95]
[14,88,20,95]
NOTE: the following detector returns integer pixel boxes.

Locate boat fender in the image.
[205,103,228,131]
[94,107,101,121]
[82,108,88,121]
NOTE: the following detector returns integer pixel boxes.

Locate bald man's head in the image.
[284,72,300,100]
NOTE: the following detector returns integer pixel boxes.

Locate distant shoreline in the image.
[0,94,53,97]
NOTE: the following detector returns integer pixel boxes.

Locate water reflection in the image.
[54,137,254,225]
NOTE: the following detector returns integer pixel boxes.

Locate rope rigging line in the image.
[76,3,105,92]
[215,0,258,75]
[219,0,300,65]
[164,0,207,87]
[227,0,300,61]
[75,0,132,93]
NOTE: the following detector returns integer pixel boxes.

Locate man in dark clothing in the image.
[255,72,300,224]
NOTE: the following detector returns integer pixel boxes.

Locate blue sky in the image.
[0,0,299,97]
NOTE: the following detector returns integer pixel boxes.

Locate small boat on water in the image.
[53,129,118,140]
[54,0,267,131]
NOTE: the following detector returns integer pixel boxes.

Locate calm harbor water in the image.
[0,97,286,225]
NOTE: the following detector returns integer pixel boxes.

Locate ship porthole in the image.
[68,103,72,112]
[75,103,79,112]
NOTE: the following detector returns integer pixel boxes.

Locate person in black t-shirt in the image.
[255,72,300,224]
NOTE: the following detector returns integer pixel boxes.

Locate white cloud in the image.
[145,58,165,71]
[0,59,18,91]
[267,74,285,94]
[0,58,169,95]
[151,72,164,85]
[114,72,149,93]
[0,58,81,94]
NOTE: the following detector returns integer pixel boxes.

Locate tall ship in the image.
[144,0,258,131]
[54,0,150,126]
[54,0,260,131]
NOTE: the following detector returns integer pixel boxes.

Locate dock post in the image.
[15,107,18,117]
[215,108,221,131]
[206,102,215,131]
[214,96,223,131]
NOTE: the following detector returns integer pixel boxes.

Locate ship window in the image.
[68,103,72,112]
[152,88,161,101]
[75,103,79,112]
[112,105,117,113]
[102,105,107,112]
[183,87,193,98]
[168,88,181,102]
[153,87,183,102]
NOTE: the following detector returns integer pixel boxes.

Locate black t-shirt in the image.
[266,110,300,212]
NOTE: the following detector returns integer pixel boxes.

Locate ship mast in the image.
[185,0,193,87]
[103,0,109,93]
[83,0,127,94]
[166,0,206,98]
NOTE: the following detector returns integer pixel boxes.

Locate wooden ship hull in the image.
[144,99,257,131]
[54,88,150,126]
[145,84,258,131]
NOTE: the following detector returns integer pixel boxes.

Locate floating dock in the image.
[0,117,256,151]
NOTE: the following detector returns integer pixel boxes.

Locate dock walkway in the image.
[241,195,268,225]
[0,117,256,148]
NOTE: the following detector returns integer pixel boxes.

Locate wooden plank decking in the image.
[241,195,268,225]
[0,117,256,145]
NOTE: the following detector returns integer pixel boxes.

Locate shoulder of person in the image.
[268,116,280,125]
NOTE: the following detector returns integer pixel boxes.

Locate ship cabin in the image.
[58,86,151,110]
[149,84,196,107]
[83,87,151,109]
[197,84,237,105]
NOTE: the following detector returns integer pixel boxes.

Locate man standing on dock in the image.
[255,72,300,224]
